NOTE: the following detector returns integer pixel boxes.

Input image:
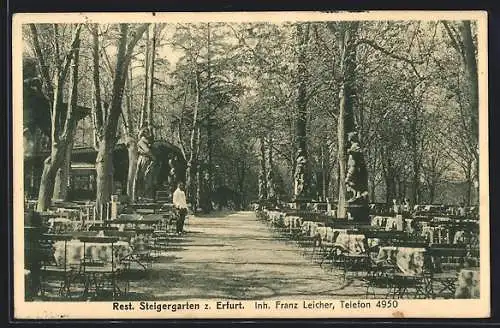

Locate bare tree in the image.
[34,24,82,211]
[93,23,148,216]
[331,21,359,218]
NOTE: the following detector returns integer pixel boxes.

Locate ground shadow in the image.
[191,210,238,219]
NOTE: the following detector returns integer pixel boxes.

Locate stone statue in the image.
[345,132,369,222]
[294,151,307,198]
[267,168,279,208]
[267,168,276,201]
[168,156,178,186]
[134,127,158,200]
[345,132,368,201]
[258,171,266,201]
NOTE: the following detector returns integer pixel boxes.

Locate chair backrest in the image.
[118,213,143,221]
[104,230,135,241]
[88,225,119,232]
[136,227,155,234]
[428,245,467,257]
[70,231,98,238]
[79,235,120,243]
[428,245,467,271]
[41,233,73,241]
[391,241,428,248]
[327,221,358,230]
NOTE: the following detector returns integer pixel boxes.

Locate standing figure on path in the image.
[173,182,188,235]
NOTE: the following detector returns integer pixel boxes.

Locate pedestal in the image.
[346,203,370,224]
[293,196,310,211]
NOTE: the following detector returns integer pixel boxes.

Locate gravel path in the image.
[127,211,368,300]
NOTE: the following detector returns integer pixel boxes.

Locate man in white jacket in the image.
[173,182,188,234]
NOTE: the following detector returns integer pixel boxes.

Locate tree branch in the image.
[61,31,81,141]
[356,38,425,65]
[441,21,465,61]
[91,23,104,140]
[177,88,188,160]
[228,24,275,69]
[29,24,54,98]
[59,24,83,82]
[122,24,150,78]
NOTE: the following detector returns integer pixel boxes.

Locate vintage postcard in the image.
[12,11,489,319]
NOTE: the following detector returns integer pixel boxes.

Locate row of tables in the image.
[49,213,166,268]
[26,201,177,299]
[259,209,480,299]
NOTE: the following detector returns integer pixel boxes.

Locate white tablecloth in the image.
[376,246,426,276]
[335,232,366,255]
[53,240,132,269]
[47,217,75,232]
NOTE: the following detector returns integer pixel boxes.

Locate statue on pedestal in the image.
[258,171,266,201]
[345,132,369,222]
[267,169,276,204]
[168,156,178,186]
[294,150,307,198]
[134,127,159,200]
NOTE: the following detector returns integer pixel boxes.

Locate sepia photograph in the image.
[12,11,489,319]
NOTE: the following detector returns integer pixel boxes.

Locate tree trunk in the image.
[36,25,82,211]
[206,125,214,211]
[195,164,201,212]
[124,64,138,200]
[335,21,359,219]
[293,23,310,206]
[238,159,246,209]
[91,24,104,147]
[205,23,213,212]
[429,181,436,204]
[321,145,327,201]
[460,21,479,199]
[37,147,65,211]
[370,174,376,203]
[186,70,200,204]
[95,24,148,216]
[383,154,396,204]
[140,26,150,130]
[146,24,157,128]
[127,140,138,201]
[460,21,479,144]
[96,140,113,219]
[412,166,420,205]
[337,95,347,218]
[384,174,393,204]
[53,137,74,200]
[465,160,473,206]
[186,161,195,206]
[266,136,275,201]
[399,177,406,200]
[53,33,81,201]
[194,127,202,210]
[258,137,267,201]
